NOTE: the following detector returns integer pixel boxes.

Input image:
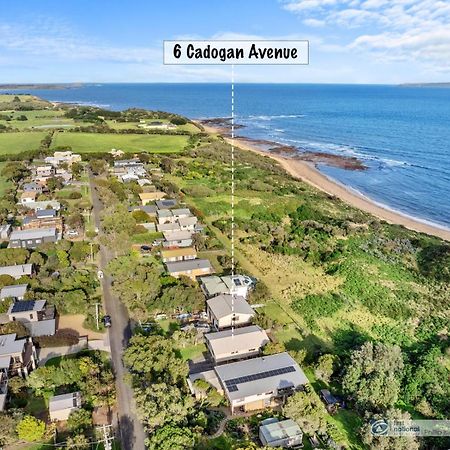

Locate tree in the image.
[8,376,26,395]
[67,409,92,433]
[66,433,90,449]
[147,425,196,450]
[134,383,194,432]
[314,354,339,384]
[282,390,327,435]
[262,341,284,356]
[124,334,187,384]
[0,410,21,446]
[16,415,45,442]
[66,211,85,230]
[360,409,419,450]
[89,159,107,175]
[47,176,65,192]
[132,209,150,223]
[1,162,30,182]
[343,342,404,412]
[71,162,84,179]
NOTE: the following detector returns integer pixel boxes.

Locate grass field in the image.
[1,109,75,130]
[0,131,47,155]
[51,131,189,153]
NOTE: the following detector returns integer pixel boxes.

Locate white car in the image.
[97,270,104,279]
[95,227,99,233]
[66,229,79,237]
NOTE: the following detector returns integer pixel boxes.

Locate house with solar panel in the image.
[214,352,309,414]
[200,274,254,299]
[206,294,255,330]
[7,300,56,337]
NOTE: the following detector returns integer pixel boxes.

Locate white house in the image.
[49,391,82,421]
[206,294,255,330]
[205,325,269,364]
[215,352,309,414]
[200,275,254,299]
[259,418,303,448]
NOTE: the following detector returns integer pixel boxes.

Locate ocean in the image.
[4,83,450,229]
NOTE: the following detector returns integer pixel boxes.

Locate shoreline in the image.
[198,122,450,242]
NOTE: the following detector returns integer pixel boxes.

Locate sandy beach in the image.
[198,122,450,242]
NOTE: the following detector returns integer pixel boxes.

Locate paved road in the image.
[89,174,147,450]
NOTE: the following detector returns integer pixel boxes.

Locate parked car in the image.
[97,270,104,279]
[66,229,79,237]
[140,245,151,253]
[103,315,112,327]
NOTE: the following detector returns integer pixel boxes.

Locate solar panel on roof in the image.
[11,300,35,313]
[224,365,296,390]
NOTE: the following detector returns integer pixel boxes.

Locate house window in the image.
[30,314,33,320]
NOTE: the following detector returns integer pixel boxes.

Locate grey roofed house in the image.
[7,299,46,315]
[0,333,26,356]
[200,275,254,299]
[165,258,214,275]
[128,205,158,215]
[49,391,82,421]
[157,209,172,218]
[9,227,58,249]
[157,222,182,233]
[156,199,177,209]
[0,284,28,301]
[163,230,193,241]
[171,208,192,217]
[205,325,270,363]
[0,264,33,279]
[36,209,57,219]
[206,294,254,326]
[215,352,309,414]
[22,181,43,192]
[259,418,303,448]
[27,319,56,337]
[114,159,142,167]
[178,216,198,227]
[21,200,61,211]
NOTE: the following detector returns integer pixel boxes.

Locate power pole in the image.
[90,241,94,262]
[95,302,100,330]
[100,424,113,450]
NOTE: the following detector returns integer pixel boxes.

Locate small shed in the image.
[49,391,82,421]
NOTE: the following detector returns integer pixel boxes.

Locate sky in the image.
[1,0,449,84]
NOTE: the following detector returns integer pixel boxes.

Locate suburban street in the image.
[89,173,147,450]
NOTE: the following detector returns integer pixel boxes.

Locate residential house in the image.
[259,418,303,448]
[22,213,63,234]
[0,264,33,279]
[35,165,55,178]
[165,259,214,280]
[139,192,166,205]
[114,159,141,168]
[20,191,37,204]
[109,149,125,158]
[128,205,158,217]
[9,227,58,249]
[0,284,28,301]
[7,300,56,336]
[0,333,38,377]
[178,216,198,231]
[155,199,177,209]
[45,151,81,167]
[137,178,152,187]
[206,294,255,330]
[200,275,254,299]
[160,247,197,263]
[214,352,309,414]
[0,224,11,240]
[162,230,193,248]
[20,200,61,211]
[55,168,73,183]
[49,391,82,421]
[205,325,269,364]
[157,222,182,234]
[22,182,43,194]
[121,173,139,183]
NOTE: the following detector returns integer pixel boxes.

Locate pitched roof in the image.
[166,259,213,273]
[10,227,57,240]
[205,325,269,356]
[21,191,36,199]
[0,333,26,356]
[260,419,303,444]
[200,275,253,297]
[156,199,177,209]
[206,294,254,319]
[157,223,182,233]
[0,284,28,300]
[163,230,193,241]
[49,391,82,412]
[161,247,197,258]
[215,352,309,401]
[8,299,46,314]
[0,264,33,278]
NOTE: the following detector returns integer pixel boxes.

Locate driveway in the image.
[89,173,147,450]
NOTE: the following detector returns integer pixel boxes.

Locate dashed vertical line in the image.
[231,64,235,336]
